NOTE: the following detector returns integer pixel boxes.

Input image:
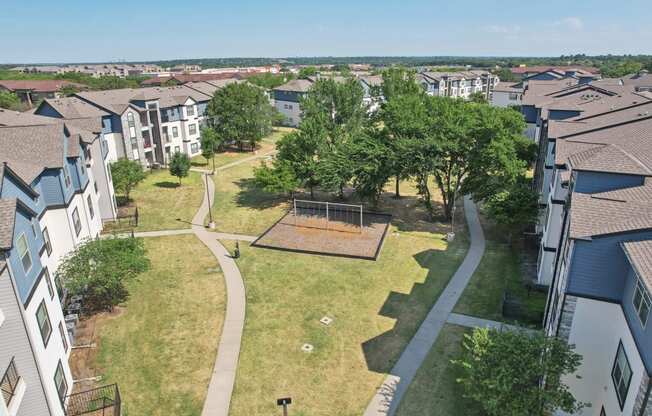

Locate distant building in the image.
[510,65,600,80]
[140,73,243,87]
[272,79,314,127]
[418,70,499,100]
[0,80,88,107]
[491,82,524,107]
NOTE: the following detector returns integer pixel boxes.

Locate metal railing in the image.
[1,358,20,406]
[65,384,121,416]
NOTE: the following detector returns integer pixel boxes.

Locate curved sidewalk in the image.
[363,195,486,416]
[192,172,246,416]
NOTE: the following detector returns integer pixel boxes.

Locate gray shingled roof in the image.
[273,79,314,93]
[0,109,59,127]
[0,124,65,183]
[41,96,109,119]
[569,188,652,239]
[622,240,652,290]
[0,198,17,250]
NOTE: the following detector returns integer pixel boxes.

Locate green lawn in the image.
[221,199,469,415]
[396,324,484,416]
[190,127,293,170]
[95,235,226,416]
[453,212,547,327]
[106,169,204,233]
[207,159,290,235]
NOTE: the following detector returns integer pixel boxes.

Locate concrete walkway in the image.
[191,172,246,416]
[190,149,276,175]
[363,195,486,416]
[447,313,531,333]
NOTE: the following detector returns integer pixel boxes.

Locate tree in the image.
[110,158,146,202]
[0,91,22,110]
[60,84,81,97]
[495,68,519,82]
[454,328,586,416]
[347,130,392,205]
[253,160,300,197]
[416,97,528,220]
[169,152,190,185]
[207,82,275,151]
[200,126,222,172]
[57,237,150,313]
[377,68,426,197]
[485,179,540,242]
[298,66,318,78]
[247,73,294,90]
[469,91,488,104]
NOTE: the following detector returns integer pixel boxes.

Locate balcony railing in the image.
[1,358,20,407]
[65,384,121,416]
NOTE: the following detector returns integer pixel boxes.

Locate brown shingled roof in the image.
[0,80,87,93]
[0,198,17,250]
[622,240,652,290]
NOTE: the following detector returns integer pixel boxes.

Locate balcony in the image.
[65,384,121,416]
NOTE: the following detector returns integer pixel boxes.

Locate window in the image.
[16,233,32,273]
[63,166,71,188]
[509,93,519,100]
[87,195,94,220]
[72,207,81,236]
[189,124,197,136]
[42,227,52,256]
[1,358,20,407]
[44,268,54,299]
[172,126,179,138]
[633,276,651,327]
[186,105,195,117]
[611,342,632,409]
[36,300,52,346]
[54,360,67,406]
[127,112,137,141]
[191,142,199,153]
[58,322,68,353]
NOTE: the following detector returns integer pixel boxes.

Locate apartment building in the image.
[418,70,499,100]
[0,111,109,416]
[33,84,224,168]
[272,75,381,127]
[523,73,652,415]
[13,64,162,78]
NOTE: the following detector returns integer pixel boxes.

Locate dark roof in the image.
[510,66,600,75]
[273,79,314,93]
[0,124,65,183]
[0,80,87,93]
[140,73,243,86]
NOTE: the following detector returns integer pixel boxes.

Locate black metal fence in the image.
[65,384,121,416]
[1,357,20,406]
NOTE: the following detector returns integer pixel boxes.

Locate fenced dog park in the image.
[252,199,392,260]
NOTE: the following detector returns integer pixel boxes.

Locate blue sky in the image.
[1,0,651,63]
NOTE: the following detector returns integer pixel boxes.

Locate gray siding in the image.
[0,265,52,416]
[273,90,303,103]
[574,171,645,194]
[38,171,64,206]
[567,230,652,301]
[622,265,652,372]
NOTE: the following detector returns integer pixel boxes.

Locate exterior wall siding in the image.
[0,265,52,416]
[574,171,645,194]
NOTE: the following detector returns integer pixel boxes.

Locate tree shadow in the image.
[191,158,208,167]
[361,230,469,375]
[234,177,288,210]
[154,181,179,189]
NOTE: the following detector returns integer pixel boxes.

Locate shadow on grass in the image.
[361,239,469,374]
[191,159,208,167]
[234,178,288,210]
[154,181,180,189]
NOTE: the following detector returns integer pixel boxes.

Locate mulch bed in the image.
[252,211,392,260]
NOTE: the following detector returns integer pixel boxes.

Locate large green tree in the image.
[377,68,426,197]
[57,237,150,313]
[206,82,275,151]
[110,158,146,202]
[200,126,222,172]
[485,178,540,242]
[455,328,586,416]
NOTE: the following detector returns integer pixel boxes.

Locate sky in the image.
[1,0,651,63]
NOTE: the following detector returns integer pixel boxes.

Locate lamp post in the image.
[205,173,216,229]
[277,397,291,416]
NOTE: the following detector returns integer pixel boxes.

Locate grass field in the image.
[104,169,204,233]
[395,324,484,416]
[94,235,226,416]
[220,185,469,415]
[453,211,547,327]
[190,127,292,170]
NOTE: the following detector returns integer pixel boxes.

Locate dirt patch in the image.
[252,210,391,260]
